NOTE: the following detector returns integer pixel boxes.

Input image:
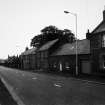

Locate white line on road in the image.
[54,83,62,88]
[32,77,37,80]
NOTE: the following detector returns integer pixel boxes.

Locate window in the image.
[53,62,57,68]
[102,34,105,47]
[65,62,70,70]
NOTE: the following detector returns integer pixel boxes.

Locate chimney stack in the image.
[103,7,105,21]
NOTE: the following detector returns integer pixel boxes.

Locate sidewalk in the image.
[3,65,105,84]
[33,70,105,84]
[78,74,105,83]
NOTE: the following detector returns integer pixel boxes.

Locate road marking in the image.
[54,83,62,87]
[32,77,37,80]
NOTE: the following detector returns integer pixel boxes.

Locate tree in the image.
[62,29,76,43]
[5,55,21,69]
[30,25,76,48]
[40,25,63,45]
[31,34,44,48]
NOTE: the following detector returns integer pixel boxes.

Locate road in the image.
[0,78,18,105]
[0,66,105,105]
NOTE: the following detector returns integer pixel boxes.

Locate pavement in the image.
[35,70,105,84]
[0,66,105,105]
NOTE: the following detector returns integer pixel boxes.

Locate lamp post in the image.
[64,11,78,76]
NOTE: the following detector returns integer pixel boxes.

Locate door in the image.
[82,60,91,74]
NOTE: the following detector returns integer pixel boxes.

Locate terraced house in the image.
[36,39,59,71]
[49,39,90,75]
[20,9,105,76]
[86,9,105,76]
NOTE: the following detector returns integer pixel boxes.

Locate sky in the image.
[0,0,105,59]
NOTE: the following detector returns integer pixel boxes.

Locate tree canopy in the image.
[5,55,21,69]
[30,25,76,48]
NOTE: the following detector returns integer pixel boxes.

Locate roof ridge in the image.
[38,39,59,51]
[92,21,105,33]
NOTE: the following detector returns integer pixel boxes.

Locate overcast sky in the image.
[0,0,105,59]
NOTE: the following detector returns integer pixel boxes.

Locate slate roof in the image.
[51,39,90,56]
[92,21,105,34]
[21,47,37,55]
[38,39,58,51]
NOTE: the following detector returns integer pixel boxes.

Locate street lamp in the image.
[64,11,78,76]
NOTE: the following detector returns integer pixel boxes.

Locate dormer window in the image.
[102,34,105,47]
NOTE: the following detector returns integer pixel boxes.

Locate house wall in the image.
[20,54,37,71]
[49,54,90,75]
[88,32,105,75]
[35,40,61,71]
[36,50,48,70]
[49,55,74,74]
[22,55,30,70]
[90,33,102,49]
[36,51,41,69]
[29,54,37,70]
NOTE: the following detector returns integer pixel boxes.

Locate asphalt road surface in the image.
[0,66,105,105]
[0,78,17,105]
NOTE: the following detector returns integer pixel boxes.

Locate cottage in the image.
[20,47,37,70]
[49,39,90,75]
